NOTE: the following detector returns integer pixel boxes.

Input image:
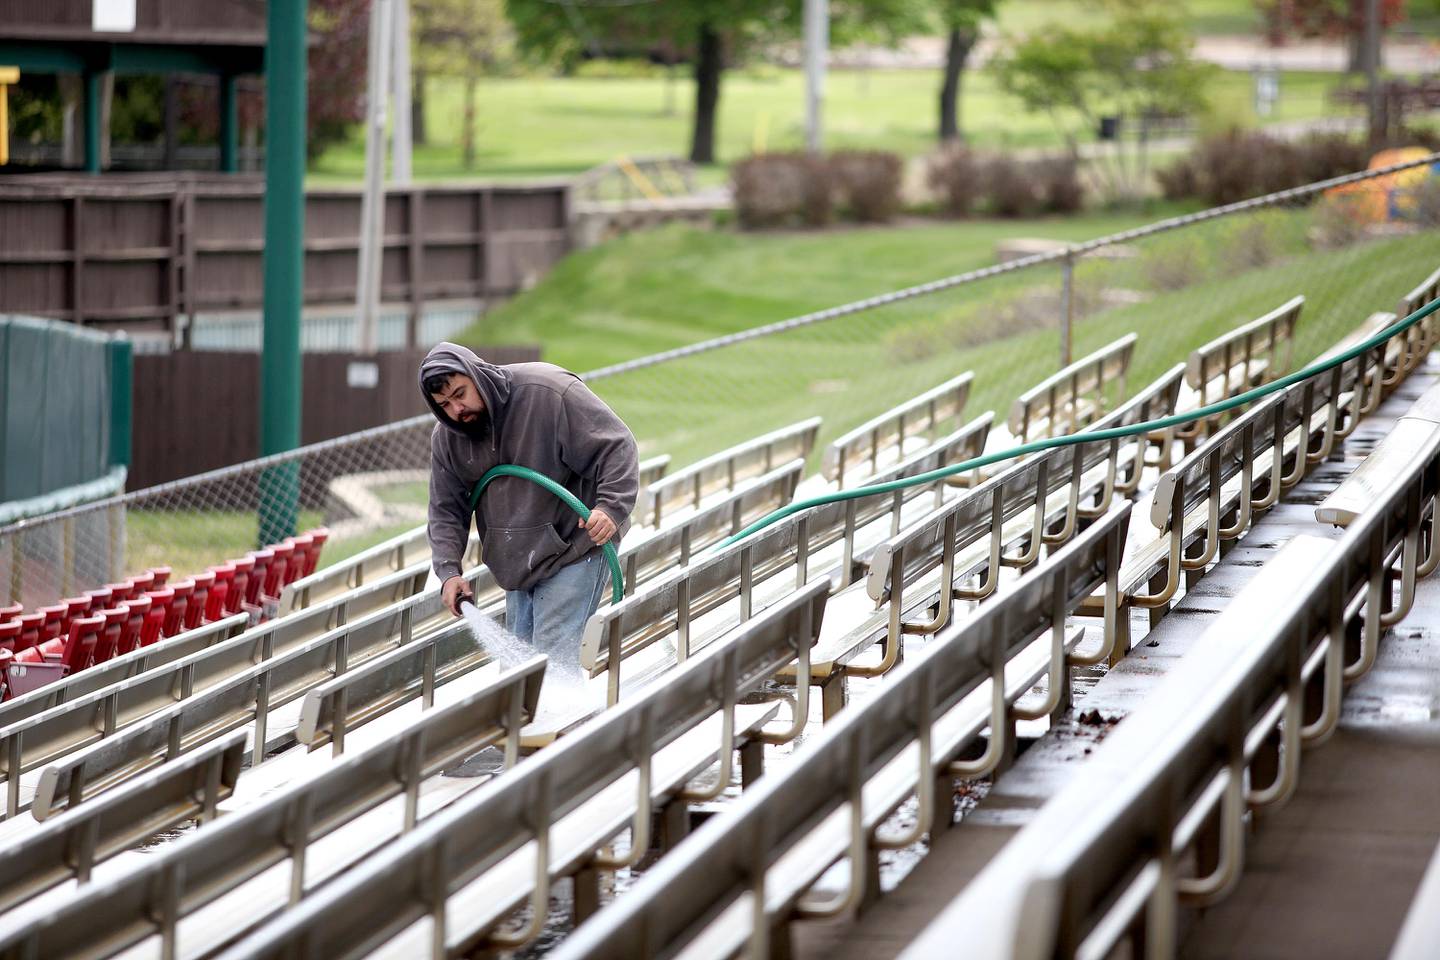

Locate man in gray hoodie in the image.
[420,343,639,672]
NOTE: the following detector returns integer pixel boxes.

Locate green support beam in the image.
[257,0,308,547]
[108,335,132,469]
[83,68,106,173]
[219,74,238,172]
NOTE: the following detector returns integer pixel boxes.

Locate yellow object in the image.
[0,67,15,167]
[616,154,664,201]
[1322,147,1438,224]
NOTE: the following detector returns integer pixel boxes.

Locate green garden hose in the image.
[470,464,625,605]
[715,294,1440,552]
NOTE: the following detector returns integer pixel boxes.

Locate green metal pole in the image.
[108,334,132,469]
[219,73,238,173]
[258,0,307,547]
[83,69,104,173]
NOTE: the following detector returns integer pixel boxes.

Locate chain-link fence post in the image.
[1060,246,1075,368]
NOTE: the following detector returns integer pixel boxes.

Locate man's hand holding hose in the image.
[442,575,475,617]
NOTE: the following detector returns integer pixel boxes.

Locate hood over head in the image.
[419,342,513,439]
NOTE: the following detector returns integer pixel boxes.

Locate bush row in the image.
[731,148,1083,230]
[1157,127,1440,206]
[731,150,903,229]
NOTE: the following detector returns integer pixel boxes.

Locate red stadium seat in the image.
[265,543,294,597]
[93,607,127,664]
[63,596,92,627]
[84,586,114,613]
[0,620,19,653]
[0,603,22,623]
[208,563,236,621]
[227,557,255,616]
[164,579,194,637]
[141,588,172,646]
[14,613,44,653]
[126,570,156,596]
[115,597,150,656]
[6,613,101,696]
[187,571,216,629]
[246,550,273,607]
[283,536,312,585]
[37,605,67,644]
[149,566,172,588]
[0,648,11,699]
[304,528,329,577]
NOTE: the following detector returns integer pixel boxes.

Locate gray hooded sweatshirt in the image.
[421,343,639,592]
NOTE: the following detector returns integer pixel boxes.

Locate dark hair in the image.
[423,372,456,396]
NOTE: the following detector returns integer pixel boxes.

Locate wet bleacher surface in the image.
[0,270,1438,960]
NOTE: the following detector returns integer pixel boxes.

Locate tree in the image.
[412,0,515,166]
[1258,0,1405,72]
[309,0,371,160]
[936,0,998,143]
[991,0,1215,201]
[506,0,911,165]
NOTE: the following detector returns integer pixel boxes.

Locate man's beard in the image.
[458,413,489,439]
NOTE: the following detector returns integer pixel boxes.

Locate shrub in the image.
[985,156,1043,217]
[731,152,833,229]
[1310,194,1370,250]
[926,146,984,218]
[1034,155,1084,213]
[1221,217,1280,274]
[1293,132,1372,184]
[829,150,904,223]
[1412,175,1440,228]
[1156,155,1201,201]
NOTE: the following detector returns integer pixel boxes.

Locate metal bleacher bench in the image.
[903,424,1440,959]
[188,585,828,960]
[812,370,975,492]
[580,416,992,715]
[637,417,822,529]
[1157,295,1302,465]
[992,333,1136,452]
[0,660,545,960]
[546,503,1133,960]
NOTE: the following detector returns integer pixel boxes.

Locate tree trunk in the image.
[412,68,427,146]
[938,25,977,143]
[690,22,722,164]
[461,72,476,169]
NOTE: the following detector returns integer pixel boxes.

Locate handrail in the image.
[0,659,545,960]
[899,425,1440,960]
[545,502,1131,960]
[201,584,828,960]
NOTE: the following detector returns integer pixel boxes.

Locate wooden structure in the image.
[0,174,572,341]
[0,0,267,173]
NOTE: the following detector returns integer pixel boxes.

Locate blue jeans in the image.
[505,551,610,682]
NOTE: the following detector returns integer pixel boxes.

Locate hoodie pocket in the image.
[483,524,570,581]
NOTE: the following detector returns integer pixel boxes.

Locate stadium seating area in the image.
[1,264,1439,960]
[0,530,328,701]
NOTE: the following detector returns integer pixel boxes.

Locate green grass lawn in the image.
[453,205,1440,469]
[308,67,1350,184]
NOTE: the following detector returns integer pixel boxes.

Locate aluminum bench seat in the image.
[1317,381,1440,527]
[637,418,822,530]
[205,585,828,960]
[984,333,1136,457]
[820,372,974,488]
[1390,835,1440,960]
[580,430,982,717]
[0,660,545,960]
[1154,295,1303,464]
[905,443,1440,959]
[542,503,1131,960]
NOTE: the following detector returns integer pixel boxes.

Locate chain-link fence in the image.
[4,154,1439,609]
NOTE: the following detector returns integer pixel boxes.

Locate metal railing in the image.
[899,407,1440,960]
[0,660,545,960]
[204,583,829,960]
[548,502,1133,960]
